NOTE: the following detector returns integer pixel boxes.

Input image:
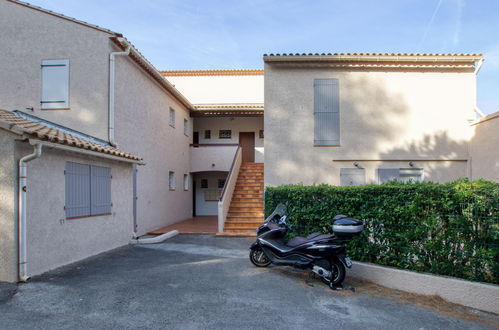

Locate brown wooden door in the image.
[239,132,255,162]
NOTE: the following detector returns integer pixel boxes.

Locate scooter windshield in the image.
[265,204,287,223]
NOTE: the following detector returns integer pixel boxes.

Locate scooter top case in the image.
[331,215,364,240]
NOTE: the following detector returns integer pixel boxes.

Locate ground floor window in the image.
[219,130,231,139]
[169,171,176,190]
[65,162,112,219]
[183,174,189,191]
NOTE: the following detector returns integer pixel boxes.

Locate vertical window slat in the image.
[314,78,340,146]
[65,162,90,218]
[90,165,112,215]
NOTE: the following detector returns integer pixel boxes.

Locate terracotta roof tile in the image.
[194,104,264,110]
[160,69,264,77]
[264,52,483,57]
[263,53,484,68]
[0,109,142,162]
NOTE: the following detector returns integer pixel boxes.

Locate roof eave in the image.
[111,37,195,111]
[28,139,145,165]
[263,54,484,63]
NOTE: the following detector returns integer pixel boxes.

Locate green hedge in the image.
[265,179,499,284]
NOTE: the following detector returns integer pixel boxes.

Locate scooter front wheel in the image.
[249,248,271,267]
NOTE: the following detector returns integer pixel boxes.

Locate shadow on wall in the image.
[266,72,473,185]
[469,114,499,181]
[0,161,15,281]
[379,131,470,182]
[266,74,409,184]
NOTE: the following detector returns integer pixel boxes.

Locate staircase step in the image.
[231,198,262,202]
[232,192,262,196]
[234,188,262,191]
[228,212,264,217]
[234,190,262,195]
[216,232,256,237]
[223,227,258,232]
[229,205,263,213]
[234,185,262,188]
[224,222,262,228]
[227,216,264,221]
[236,179,263,183]
[231,199,264,207]
[221,163,263,237]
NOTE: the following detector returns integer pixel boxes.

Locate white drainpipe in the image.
[18,143,42,282]
[109,42,131,147]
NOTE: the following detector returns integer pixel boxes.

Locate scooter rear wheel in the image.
[249,248,271,267]
[321,260,346,287]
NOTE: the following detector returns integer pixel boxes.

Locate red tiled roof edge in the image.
[0,109,142,162]
[161,69,264,77]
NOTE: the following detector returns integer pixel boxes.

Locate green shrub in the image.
[265,179,499,284]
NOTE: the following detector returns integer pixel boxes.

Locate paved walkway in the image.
[0,235,497,330]
[148,216,217,234]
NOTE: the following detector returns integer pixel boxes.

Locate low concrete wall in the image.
[470,111,499,182]
[190,146,238,173]
[218,147,242,233]
[349,261,499,314]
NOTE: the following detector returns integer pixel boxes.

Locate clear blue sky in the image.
[29,0,499,114]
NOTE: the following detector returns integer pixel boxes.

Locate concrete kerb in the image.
[349,261,499,314]
[130,230,179,244]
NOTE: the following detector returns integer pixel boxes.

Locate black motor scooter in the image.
[249,204,363,288]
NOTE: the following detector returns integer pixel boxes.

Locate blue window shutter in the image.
[90,165,112,215]
[65,162,90,218]
[314,79,340,145]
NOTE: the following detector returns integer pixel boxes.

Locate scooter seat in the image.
[286,234,332,247]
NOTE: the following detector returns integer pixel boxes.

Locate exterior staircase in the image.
[222,163,264,236]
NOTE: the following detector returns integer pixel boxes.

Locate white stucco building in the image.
[0,0,496,283]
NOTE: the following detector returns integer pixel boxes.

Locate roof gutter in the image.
[109,42,131,147]
[474,58,484,74]
[110,37,194,111]
[28,139,145,165]
[18,143,43,282]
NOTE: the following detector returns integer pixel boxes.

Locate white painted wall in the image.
[194,117,264,162]
[265,64,476,186]
[15,142,133,279]
[0,0,113,140]
[166,75,264,104]
[470,111,499,182]
[0,130,17,282]
[115,56,193,235]
[190,146,237,173]
[0,0,196,279]
[193,172,228,216]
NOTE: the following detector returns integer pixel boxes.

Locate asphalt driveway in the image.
[0,235,497,330]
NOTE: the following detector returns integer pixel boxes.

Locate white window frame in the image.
[183,174,189,191]
[169,108,176,127]
[41,59,70,109]
[219,130,231,139]
[183,118,189,136]
[169,171,176,190]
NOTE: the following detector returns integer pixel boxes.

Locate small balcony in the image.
[190,144,238,173]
